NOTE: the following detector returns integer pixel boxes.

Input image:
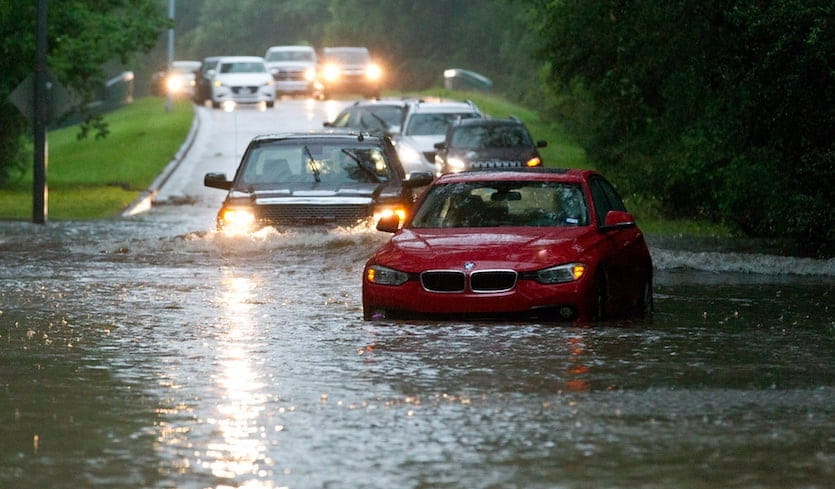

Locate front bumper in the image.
[363,275,594,321]
[212,85,275,104]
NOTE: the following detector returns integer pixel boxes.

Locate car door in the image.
[589,176,648,313]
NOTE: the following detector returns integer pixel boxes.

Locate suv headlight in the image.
[447,156,466,172]
[366,63,382,81]
[322,63,341,81]
[366,265,409,286]
[219,207,256,234]
[397,143,422,166]
[535,263,586,284]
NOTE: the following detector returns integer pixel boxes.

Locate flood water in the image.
[1,101,833,489]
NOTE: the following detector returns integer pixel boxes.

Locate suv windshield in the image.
[411,181,589,228]
[220,62,267,74]
[266,51,315,62]
[450,124,533,149]
[323,50,370,64]
[404,112,480,136]
[240,142,392,186]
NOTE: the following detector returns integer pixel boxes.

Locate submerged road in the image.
[0,98,833,489]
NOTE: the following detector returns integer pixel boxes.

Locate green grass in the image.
[0,97,194,220]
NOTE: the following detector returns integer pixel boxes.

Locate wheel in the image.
[638,277,654,321]
[211,100,221,109]
[592,272,607,322]
[266,101,274,108]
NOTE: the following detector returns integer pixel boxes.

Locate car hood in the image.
[398,134,444,152]
[267,62,314,69]
[229,181,388,203]
[215,73,271,85]
[372,227,596,272]
[448,147,538,162]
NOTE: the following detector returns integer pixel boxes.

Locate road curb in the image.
[122,103,201,217]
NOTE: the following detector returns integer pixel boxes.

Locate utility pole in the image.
[165,0,175,112]
[33,0,48,223]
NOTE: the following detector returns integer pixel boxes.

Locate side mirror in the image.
[403,171,434,188]
[537,140,548,148]
[376,214,400,233]
[434,141,446,150]
[206,69,216,78]
[204,172,232,190]
[600,210,636,231]
[323,121,333,127]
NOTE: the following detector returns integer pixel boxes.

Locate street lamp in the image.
[165,0,175,112]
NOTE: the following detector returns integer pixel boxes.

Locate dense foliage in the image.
[0,0,167,184]
[2,0,831,254]
[534,0,833,255]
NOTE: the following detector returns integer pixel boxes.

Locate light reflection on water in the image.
[1,218,833,489]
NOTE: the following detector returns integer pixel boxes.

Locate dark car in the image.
[314,47,383,99]
[363,168,653,323]
[434,117,547,173]
[204,132,433,233]
[192,56,224,105]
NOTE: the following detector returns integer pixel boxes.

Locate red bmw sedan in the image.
[362,169,653,323]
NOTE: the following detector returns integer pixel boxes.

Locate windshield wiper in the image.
[341,149,381,182]
[303,145,321,183]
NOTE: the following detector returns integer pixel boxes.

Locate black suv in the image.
[434,117,547,173]
[204,132,432,232]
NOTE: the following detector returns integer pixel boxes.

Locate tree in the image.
[532,0,834,255]
[0,0,168,185]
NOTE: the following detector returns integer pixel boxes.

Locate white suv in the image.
[393,99,483,175]
[264,45,317,96]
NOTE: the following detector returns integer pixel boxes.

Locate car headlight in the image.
[219,207,256,234]
[373,206,407,224]
[366,265,409,286]
[447,157,467,172]
[304,67,316,81]
[213,80,225,88]
[366,63,382,81]
[166,74,184,93]
[526,156,542,167]
[322,63,341,81]
[535,263,586,284]
[397,143,422,166]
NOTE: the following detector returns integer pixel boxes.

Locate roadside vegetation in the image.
[0,97,193,220]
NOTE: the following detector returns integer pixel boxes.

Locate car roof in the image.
[453,117,525,128]
[216,56,266,63]
[433,168,594,185]
[266,45,314,52]
[405,99,480,114]
[248,132,387,145]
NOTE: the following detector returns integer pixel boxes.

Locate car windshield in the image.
[450,124,533,149]
[365,106,404,127]
[404,112,480,136]
[323,50,370,64]
[410,180,589,228]
[266,50,315,62]
[240,142,392,187]
[219,62,267,74]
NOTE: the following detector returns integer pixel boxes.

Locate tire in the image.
[266,101,274,108]
[638,278,654,321]
[592,272,607,322]
[211,100,221,109]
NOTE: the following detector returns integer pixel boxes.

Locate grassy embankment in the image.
[1,90,730,238]
[0,97,193,220]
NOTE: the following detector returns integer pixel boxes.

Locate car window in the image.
[240,143,392,186]
[450,124,533,149]
[411,181,589,228]
[323,50,370,64]
[589,177,627,225]
[266,51,315,62]
[220,62,267,74]
[364,106,404,127]
[404,112,480,136]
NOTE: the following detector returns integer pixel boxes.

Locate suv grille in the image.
[421,271,465,292]
[257,203,370,226]
[470,270,517,292]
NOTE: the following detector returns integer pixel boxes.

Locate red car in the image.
[362,168,653,323]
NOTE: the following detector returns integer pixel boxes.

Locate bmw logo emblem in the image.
[464,262,475,271]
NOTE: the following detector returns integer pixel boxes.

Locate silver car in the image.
[264,45,317,96]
